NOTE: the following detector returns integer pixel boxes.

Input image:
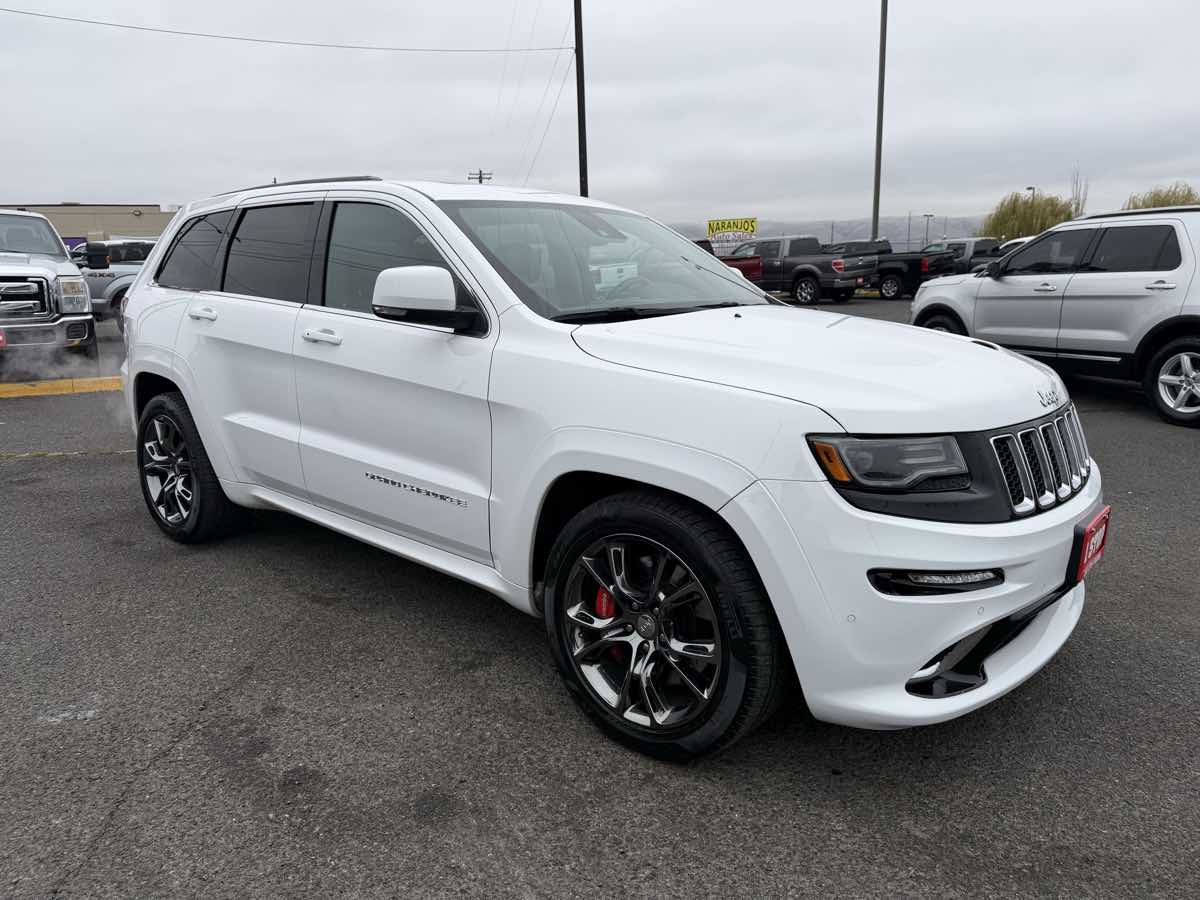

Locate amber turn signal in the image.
[810,441,853,483]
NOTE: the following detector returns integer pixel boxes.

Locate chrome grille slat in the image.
[990,405,1091,516]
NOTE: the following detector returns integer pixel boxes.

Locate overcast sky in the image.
[2,0,1198,223]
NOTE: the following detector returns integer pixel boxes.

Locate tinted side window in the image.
[948,242,967,258]
[156,210,234,291]
[324,203,446,314]
[730,243,757,258]
[1087,225,1180,273]
[1006,229,1095,275]
[223,204,317,302]
[974,240,999,255]
[758,240,782,259]
[789,237,819,255]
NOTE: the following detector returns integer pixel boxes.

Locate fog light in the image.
[908,571,998,586]
[869,568,1004,596]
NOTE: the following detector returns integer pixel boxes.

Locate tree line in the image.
[978,180,1198,239]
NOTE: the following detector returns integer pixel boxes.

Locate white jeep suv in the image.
[121,177,1109,759]
[911,207,1200,426]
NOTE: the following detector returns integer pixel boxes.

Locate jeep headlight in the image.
[808,434,969,491]
[57,276,90,314]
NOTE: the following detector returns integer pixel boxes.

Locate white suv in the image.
[911,207,1200,426]
[122,177,1109,759]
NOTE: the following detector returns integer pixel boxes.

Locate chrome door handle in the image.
[302,328,342,346]
[1033,283,1058,293]
[188,306,218,321]
[1145,281,1177,291]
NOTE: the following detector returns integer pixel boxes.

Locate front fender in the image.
[491,427,758,590]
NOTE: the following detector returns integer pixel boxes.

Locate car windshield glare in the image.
[438,200,768,321]
[0,214,66,259]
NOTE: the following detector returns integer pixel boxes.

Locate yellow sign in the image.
[707,217,757,239]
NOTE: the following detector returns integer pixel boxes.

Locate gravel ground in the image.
[2,299,1197,897]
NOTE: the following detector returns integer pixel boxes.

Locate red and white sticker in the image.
[1076,506,1111,582]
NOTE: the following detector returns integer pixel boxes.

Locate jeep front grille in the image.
[990,405,1090,516]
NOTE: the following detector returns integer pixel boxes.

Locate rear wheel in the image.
[137,391,249,542]
[879,274,904,300]
[792,275,820,305]
[1144,337,1200,427]
[921,314,965,335]
[112,290,127,333]
[543,490,789,760]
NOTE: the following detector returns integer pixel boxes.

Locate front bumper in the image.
[721,464,1103,729]
[0,315,94,350]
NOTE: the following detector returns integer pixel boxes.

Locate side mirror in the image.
[371,265,484,334]
[84,242,109,270]
[985,260,1003,279]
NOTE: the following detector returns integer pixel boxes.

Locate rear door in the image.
[171,197,321,497]
[292,195,495,564]
[1058,221,1193,373]
[973,226,1097,353]
[757,239,784,290]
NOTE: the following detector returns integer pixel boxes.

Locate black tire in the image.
[112,290,127,333]
[921,313,966,335]
[543,490,790,760]
[878,274,904,300]
[1143,336,1200,427]
[791,275,820,305]
[136,391,249,542]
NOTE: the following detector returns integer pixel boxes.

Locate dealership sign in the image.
[707,217,757,253]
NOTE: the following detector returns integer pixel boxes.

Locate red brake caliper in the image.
[595,587,615,618]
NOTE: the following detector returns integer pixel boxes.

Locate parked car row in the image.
[912,206,1200,426]
[717,234,1027,303]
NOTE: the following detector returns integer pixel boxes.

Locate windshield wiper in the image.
[551,301,749,324]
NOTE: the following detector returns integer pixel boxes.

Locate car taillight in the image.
[920,257,930,273]
[831,258,845,273]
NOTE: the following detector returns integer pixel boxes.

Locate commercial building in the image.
[0,203,177,248]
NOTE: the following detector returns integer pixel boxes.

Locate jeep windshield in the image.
[438,200,768,322]
[0,214,66,259]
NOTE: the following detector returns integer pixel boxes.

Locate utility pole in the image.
[906,211,911,251]
[943,215,948,238]
[467,170,493,184]
[869,0,888,239]
[830,221,835,243]
[574,0,588,196]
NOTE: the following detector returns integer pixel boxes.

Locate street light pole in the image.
[574,0,589,197]
[923,213,934,245]
[869,0,888,240]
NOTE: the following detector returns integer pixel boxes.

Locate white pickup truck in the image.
[0,209,95,357]
[121,178,1110,759]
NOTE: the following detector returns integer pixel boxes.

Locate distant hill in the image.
[673,214,986,252]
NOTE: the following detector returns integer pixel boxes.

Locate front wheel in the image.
[792,276,820,305]
[878,274,904,300]
[921,314,965,335]
[543,491,789,760]
[1144,338,1200,427]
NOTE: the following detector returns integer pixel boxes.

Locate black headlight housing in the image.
[808,430,1023,524]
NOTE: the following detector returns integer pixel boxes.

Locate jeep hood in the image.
[571,305,1061,433]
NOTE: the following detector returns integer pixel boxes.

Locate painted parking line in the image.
[0,376,122,399]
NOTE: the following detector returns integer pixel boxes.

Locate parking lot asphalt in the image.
[2,299,1197,897]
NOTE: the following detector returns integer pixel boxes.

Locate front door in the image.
[757,239,784,290]
[292,198,495,564]
[973,227,1096,354]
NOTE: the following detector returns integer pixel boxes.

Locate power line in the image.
[514,15,574,179]
[487,4,521,141]
[523,57,574,186]
[0,6,572,53]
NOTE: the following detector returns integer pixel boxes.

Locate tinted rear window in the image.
[156,210,233,291]
[1086,225,1181,273]
[222,204,316,302]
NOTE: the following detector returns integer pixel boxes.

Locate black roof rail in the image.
[1083,205,1200,220]
[217,175,382,196]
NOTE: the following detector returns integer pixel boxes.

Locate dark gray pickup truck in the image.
[724,235,876,304]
